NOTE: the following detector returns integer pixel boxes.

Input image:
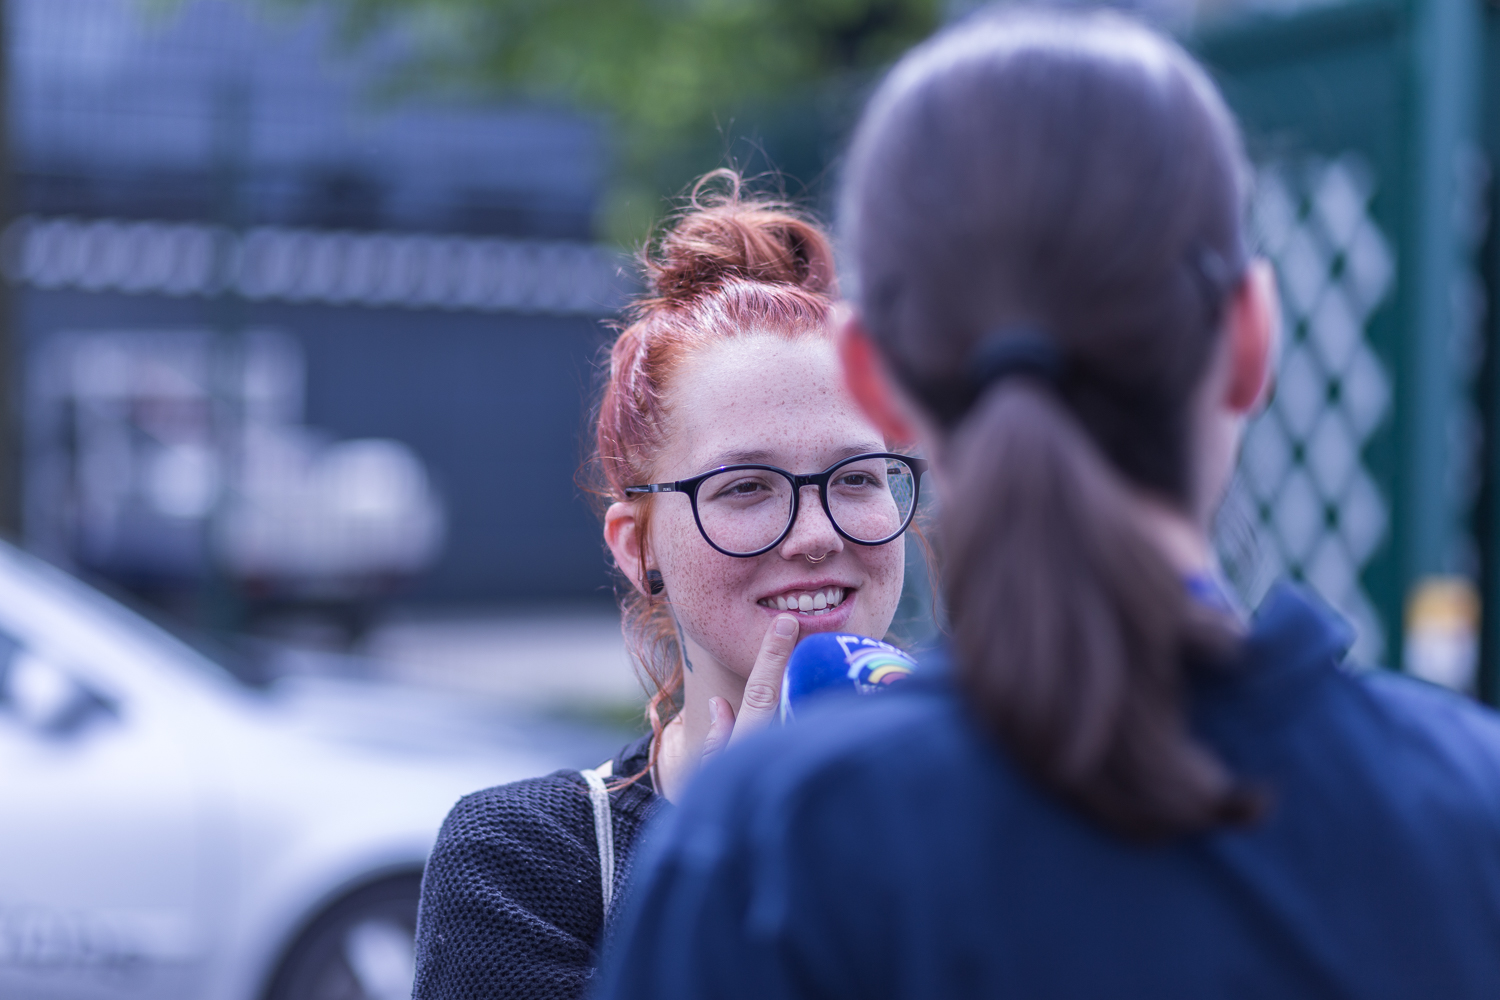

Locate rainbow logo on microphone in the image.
[836,635,916,694]
[780,632,918,722]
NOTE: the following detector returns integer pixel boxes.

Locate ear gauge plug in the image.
[646,570,665,596]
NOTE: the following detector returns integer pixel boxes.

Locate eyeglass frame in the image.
[623,452,929,558]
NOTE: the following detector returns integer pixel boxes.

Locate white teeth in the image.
[759,587,849,612]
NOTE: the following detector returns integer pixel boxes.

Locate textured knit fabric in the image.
[413,734,665,1000]
[598,583,1500,1000]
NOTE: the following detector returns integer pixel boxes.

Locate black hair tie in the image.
[969,329,1066,392]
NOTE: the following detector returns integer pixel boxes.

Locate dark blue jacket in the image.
[595,585,1500,999]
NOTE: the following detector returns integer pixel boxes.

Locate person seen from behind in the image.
[410,173,916,999]
[595,12,1500,999]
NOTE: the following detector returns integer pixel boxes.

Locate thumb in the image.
[698,697,736,764]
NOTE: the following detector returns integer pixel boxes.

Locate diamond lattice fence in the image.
[1216,154,1396,664]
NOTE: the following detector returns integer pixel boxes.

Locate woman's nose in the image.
[779,485,844,561]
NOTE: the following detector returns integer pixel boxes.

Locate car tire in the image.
[262,872,424,1000]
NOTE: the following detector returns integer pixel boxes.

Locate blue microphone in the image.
[779,633,918,723]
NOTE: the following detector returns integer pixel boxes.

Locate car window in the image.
[0,543,251,693]
[0,629,117,736]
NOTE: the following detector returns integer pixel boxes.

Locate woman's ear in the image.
[1224,258,1280,415]
[839,315,921,447]
[604,502,651,595]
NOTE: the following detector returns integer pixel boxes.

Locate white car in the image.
[0,540,610,1000]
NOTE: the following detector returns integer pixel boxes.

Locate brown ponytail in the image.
[944,383,1251,836]
[842,12,1259,837]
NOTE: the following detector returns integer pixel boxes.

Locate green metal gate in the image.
[1194,0,1489,692]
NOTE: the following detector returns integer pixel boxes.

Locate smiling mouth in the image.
[757,587,849,615]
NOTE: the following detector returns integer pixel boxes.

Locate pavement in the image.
[357,605,645,720]
[251,603,647,769]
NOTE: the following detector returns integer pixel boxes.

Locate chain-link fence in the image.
[1199,0,1490,690]
[1218,155,1397,664]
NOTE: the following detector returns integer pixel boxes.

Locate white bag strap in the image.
[580,759,616,914]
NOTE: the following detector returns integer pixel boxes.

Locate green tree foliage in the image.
[270,0,943,240]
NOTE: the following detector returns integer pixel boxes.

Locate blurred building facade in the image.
[7,0,629,617]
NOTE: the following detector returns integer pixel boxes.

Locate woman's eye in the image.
[713,479,771,500]
[836,472,878,489]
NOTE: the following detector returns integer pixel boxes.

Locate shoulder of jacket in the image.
[681,690,959,833]
[434,770,596,851]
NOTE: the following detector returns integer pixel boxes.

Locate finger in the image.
[699,697,736,764]
[730,614,799,747]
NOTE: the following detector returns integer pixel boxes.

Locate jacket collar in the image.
[1192,580,1356,732]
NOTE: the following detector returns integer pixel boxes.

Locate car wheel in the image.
[263,872,423,1000]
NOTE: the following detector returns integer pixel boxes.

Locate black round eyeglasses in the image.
[624,452,928,558]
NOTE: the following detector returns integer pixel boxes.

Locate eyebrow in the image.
[694,442,887,474]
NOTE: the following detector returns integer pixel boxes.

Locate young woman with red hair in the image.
[409,173,918,1000]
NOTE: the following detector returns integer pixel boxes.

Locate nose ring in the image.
[805,553,828,564]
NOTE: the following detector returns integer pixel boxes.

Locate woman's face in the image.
[646,333,907,679]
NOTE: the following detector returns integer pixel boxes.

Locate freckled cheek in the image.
[852,542,907,637]
[651,510,764,673]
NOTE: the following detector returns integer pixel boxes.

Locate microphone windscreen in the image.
[779,632,917,723]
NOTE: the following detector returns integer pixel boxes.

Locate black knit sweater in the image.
[412,735,666,1000]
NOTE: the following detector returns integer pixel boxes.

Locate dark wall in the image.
[19,287,617,604]
[285,301,614,603]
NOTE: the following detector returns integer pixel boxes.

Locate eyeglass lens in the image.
[695,457,918,556]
